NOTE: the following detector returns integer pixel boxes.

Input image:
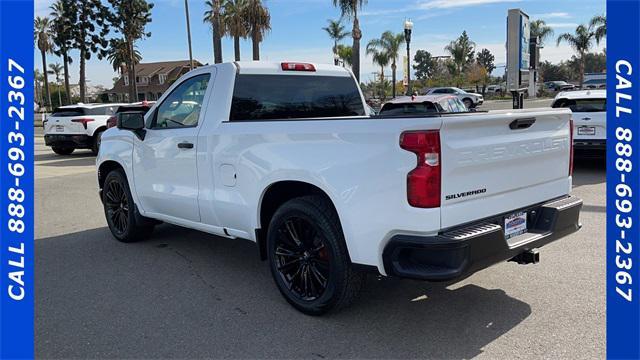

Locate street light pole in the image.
[184,0,194,70]
[404,19,413,95]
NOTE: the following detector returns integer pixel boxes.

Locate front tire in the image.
[463,98,473,109]
[52,146,74,155]
[102,169,154,242]
[267,195,365,315]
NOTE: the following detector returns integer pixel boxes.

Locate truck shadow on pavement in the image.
[36,224,531,359]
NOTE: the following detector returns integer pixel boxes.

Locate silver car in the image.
[424,87,484,109]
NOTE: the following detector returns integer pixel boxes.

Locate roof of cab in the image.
[56,102,129,109]
[384,94,454,105]
[555,89,606,100]
[233,61,353,77]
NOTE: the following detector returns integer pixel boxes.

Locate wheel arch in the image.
[255,180,345,261]
[97,160,126,192]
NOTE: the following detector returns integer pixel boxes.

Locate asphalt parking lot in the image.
[35,101,605,359]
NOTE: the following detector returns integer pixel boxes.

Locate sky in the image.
[34,0,606,88]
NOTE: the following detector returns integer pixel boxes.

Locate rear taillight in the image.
[569,119,574,176]
[400,130,441,208]
[106,116,117,129]
[281,62,316,72]
[71,117,94,129]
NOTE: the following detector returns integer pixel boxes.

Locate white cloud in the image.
[547,23,579,28]
[418,0,521,10]
[530,12,571,19]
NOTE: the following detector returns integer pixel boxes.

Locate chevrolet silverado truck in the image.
[96,61,582,315]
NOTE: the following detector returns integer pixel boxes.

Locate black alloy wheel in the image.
[104,177,129,237]
[273,216,331,301]
[267,196,365,315]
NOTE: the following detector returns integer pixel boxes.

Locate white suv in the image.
[425,87,484,109]
[44,103,127,155]
[551,90,606,151]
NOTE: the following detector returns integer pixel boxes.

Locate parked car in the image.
[486,84,505,94]
[44,103,127,155]
[379,95,469,115]
[544,81,576,92]
[97,61,582,315]
[552,90,606,151]
[424,87,484,108]
[106,101,156,129]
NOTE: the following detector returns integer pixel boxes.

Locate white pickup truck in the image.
[96,61,582,315]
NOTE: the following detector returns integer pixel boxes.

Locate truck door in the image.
[132,73,212,222]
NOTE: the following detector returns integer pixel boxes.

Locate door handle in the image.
[177,142,194,149]
[509,117,536,130]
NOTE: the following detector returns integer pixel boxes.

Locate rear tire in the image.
[102,169,154,242]
[91,130,104,155]
[267,195,365,315]
[52,146,74,155]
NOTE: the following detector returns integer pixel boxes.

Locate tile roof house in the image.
[107,60,203,102]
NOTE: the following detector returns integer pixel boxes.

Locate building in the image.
[107,60,202,102]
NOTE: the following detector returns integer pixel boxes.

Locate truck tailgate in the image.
[439,109,573,229]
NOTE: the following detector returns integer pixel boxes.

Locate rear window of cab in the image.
[552,98,606,112]
[229,74,365,121]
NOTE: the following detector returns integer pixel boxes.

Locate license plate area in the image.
[55,125,65,132]
[504,211,527,239]
[577,126,596,136]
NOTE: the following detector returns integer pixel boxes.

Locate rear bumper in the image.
[574,139,606,150]
[44,134,92,149]
[382,195,582,281]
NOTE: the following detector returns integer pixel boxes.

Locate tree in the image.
[332,0,367,82]
[590,14,606,45]
[34,69,44,108]
[204,0,224,63]
[413,50,437,80]
[68,0,112,103]
[556,23,599,87]
[107,38,142,73]
[445,31,475,76]
[48,63,64,107]
[569,51,606,76]
[366,36,390,100]
[223,0,248,61]
[50,0,74,105]
[466,62,487,93]
[539,60,572,82]
[336,44,352,67]
[108,0,154,102]
[34,16,53,110]
[322,18,349,61]
[380,31,404,98]
[243,0,271,61]
[530,19,554,46]
[476,48,495,74]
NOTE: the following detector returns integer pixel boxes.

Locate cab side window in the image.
[152,74,210,129]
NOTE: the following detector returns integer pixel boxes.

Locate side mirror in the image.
[117,112,146,140]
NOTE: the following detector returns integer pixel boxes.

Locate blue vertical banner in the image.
[0,0,35,359]
[607,0,640,359]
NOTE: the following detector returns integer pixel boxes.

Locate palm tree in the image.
[50,0,74,105]
[530,19,554,46]
[223,0,248,61]
[332,0,367,82]
[34,69,44,108]
[204,0,224,63]
[590,14,606,45]
[557,23,599,87]
[336,44,352,67]
[322,18,349,63]
[244,0,271,61]
[366,38,390,99]
[107,38,142,73]
[48,63,64,107]
[381,31,404,98]
[34,16,53,110]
